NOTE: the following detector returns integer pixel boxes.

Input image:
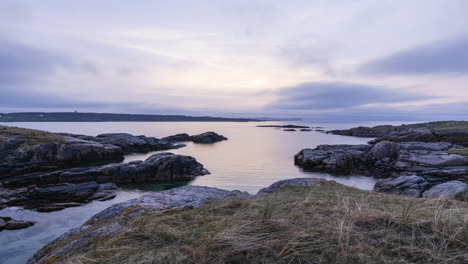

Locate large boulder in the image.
[294,144,372,174]
[373,176,430,197]
[190,132,227,144]
[422,181,468,200]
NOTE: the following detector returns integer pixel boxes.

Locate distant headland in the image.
[0,112,261,122]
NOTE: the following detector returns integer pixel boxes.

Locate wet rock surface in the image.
[0,216,34,231]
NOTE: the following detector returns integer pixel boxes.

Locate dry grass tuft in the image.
[0,125,64,147]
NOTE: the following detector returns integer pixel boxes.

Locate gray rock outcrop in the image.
[294,141,467,177]
[422,181,468,200]
[4,152,209,187]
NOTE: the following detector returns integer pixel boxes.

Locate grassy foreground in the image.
[40,182,467,264]
[0,125,64,147]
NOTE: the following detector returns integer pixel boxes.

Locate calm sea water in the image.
[0,121,409,263]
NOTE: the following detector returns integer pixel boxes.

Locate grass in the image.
[0,125,64,147]
[38,182,468,264]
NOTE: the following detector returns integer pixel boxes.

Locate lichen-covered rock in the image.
[87,186,250,224]
[422,181,468,200]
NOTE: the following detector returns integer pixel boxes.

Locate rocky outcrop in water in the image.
[2,182,118,212]
[4,152,209,187]
[1,152,209,211]
[328,121,468,147]
[294,140,468,200]
[0,216,34,231]
[28,185,250,264]
[0,136,124,178]
[294,141,467,178]
[1,128,190,178]
[257,125,309,128]
[162,131,228,144]
[58,133,179,153]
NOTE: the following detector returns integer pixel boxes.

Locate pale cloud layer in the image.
[1,0,468,120]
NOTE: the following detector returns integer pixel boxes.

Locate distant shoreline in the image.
[0,112,263,122]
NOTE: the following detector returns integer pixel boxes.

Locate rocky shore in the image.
[27,178,468,263]
[296,121,468,200]
[328,121,468,147]
[1,126,226,220]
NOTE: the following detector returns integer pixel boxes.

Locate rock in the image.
[294,141,466,176]
[257,178,327,195]
[373,176,430,197]
[28,182,100,201]
[4,153,209,187]
[257,125,309,128]
[0,136,124,178]
[28,186,250,264]
[161,133,191,142]
[4,219,34,230]
[0,218,5,230]
[87,186,251,224]
[300,129,312,131]
[422,181,468,200]
[294,144,371,174]
[328,121,468,147]
[284,129,296,131]
[162,131,227,144]
[190,132,227,144]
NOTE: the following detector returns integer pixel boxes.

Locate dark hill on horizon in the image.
[0,112,260,122]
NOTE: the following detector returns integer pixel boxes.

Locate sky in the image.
[1,0,468,121]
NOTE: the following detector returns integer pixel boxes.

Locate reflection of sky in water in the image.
[0,121,408,263]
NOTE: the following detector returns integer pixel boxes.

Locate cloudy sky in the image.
[1,0,467,121]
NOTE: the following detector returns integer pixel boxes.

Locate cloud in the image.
[0,38,71,85]
[265,82,432,111]
[359,34,468,75]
